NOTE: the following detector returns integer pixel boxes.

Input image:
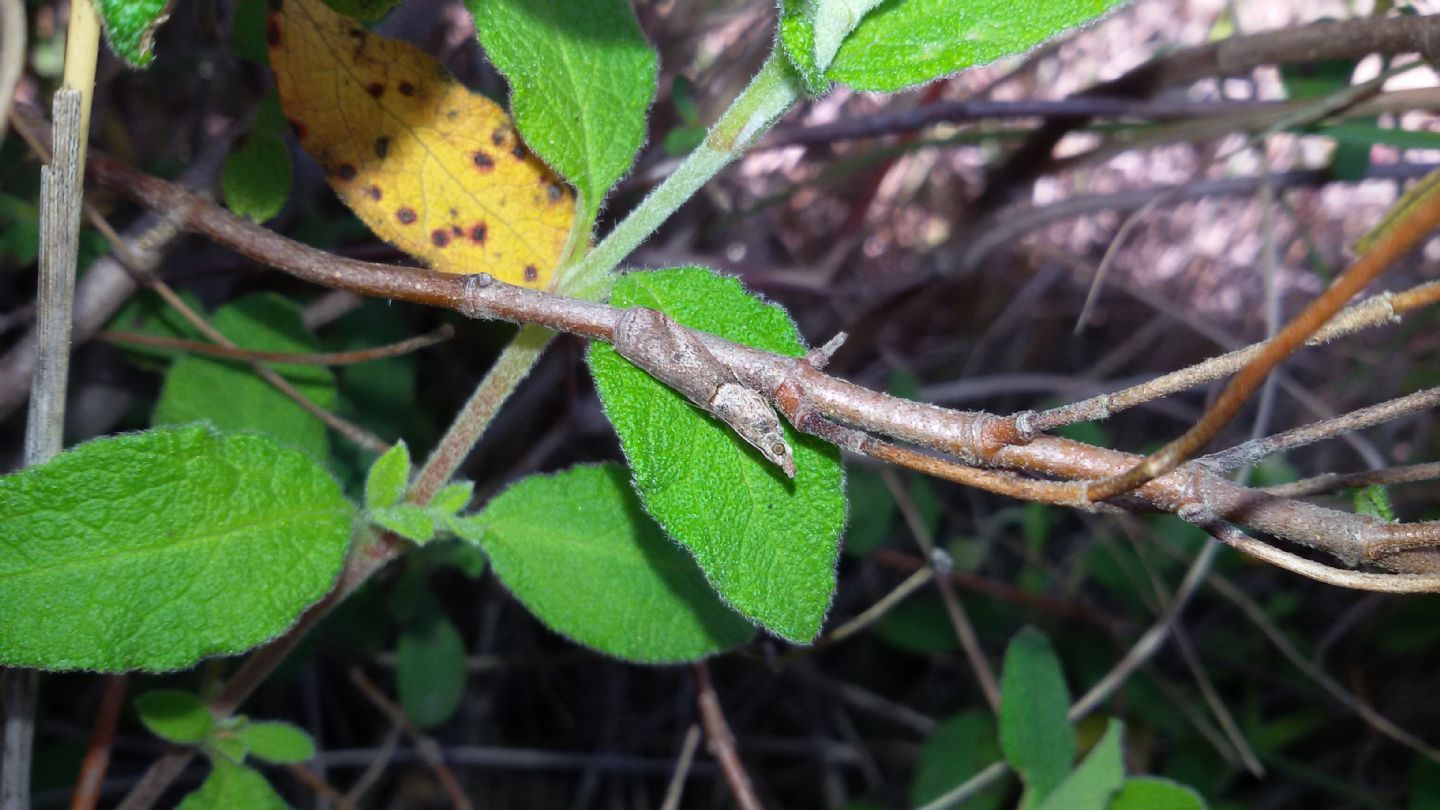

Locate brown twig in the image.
[692,662,763,810]
[81,148,1440,581]
[1263,461,1440,498]
[283,763,356,810]
[348,669,473,810]
[1081,173,1440,502]
[68,676,127,810]
[659,724,703,810]
[97,323,454,366]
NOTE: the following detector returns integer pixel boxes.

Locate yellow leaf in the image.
[266,0,575,287]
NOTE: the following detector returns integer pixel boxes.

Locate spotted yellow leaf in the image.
[266,0,575,287]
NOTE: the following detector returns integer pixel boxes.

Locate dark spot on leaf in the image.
[524,265,538,282]
[397,208,417,224]
[367,82,384,99]
[448,207,457,218]
[266,19,280,46]
[287,119,307,139]
[367,185,382,201]
[511,145,525,160]
[348,27,366,41]
[336,163,357,181]
[469,223,486,244]
[547,183,563,203]
[373,136,389,159]
[451,225,462,237]
[491,129,506,146]
[446,109,458,120]
[432,229,450,247]
[473,151,494,172]
[399,81,415,96]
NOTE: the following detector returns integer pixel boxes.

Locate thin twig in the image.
[817,567,935,648]
[283,763,356,810]
[98,323,454,366]
[1203,386,1440,475]
[692,662,763,810]
[881,470,1002,714]
[68,676,128,810]
[342,723,401,806]
[1263,461,1440,498]
[659,725,703,810]
[1030,280,1440,433]
[347,670,473,810]
[1083,176,1440,501]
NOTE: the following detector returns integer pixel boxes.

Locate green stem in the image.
[556,51,804,300]
[408,325,555,504]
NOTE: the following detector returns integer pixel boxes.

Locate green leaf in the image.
[431,481,475,515]
[153,294,337,460]
[477,464,755,662]
[209,730,250,764]
[1000,626,1076,808]
[1354,484,1395,522]
[842,468,894,557]
[472,0,659,223]
[371,504,436,543]
[827,0,1125,93]
[396,594,467,728]
[779,0,887,95]
[1109,777,1207,810]
[232,0,271,62]
[175,758,292,810]
[1411,757,1440,810]
[135,690,213,744]
[239,721,316,764]
[365,441,411,510]
[587,267,846,643]
[222,132,293,223]
[0,425,352,671]
[910,711,1006,809]
[412,537,487,577]
[445,514,486,545]
[97,0,172,66]
[321,0,399,21]
[1038,719,1125,810]
[106,289,207,366]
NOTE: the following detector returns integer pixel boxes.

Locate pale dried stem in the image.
[659,725,703,810]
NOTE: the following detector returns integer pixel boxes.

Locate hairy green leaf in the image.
[222,132,293,223]
[397,594,467,728]
[97,0,173,66]
[1037,719,1125,810]
[779,0,886,95]
[1000,626,1076,808]
[0,425,352,671]
[911,711,1006,809]
[431,481,475,515]
[175,758,292,810]
[371,504,436,543]
[472,0,658,223]
[153,294,337,460]
[135,690,213,744]
[1108,777,1207,810]
[477,464,755,662]
[240,721,316,764]
[365,441,410,510]
[587,267,846,643]
[828,0,1125,92]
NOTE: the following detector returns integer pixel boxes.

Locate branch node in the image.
[805,332,847,369]
[1012,410,1040,443]
[929,547,955,576]
[459,272,496,319]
